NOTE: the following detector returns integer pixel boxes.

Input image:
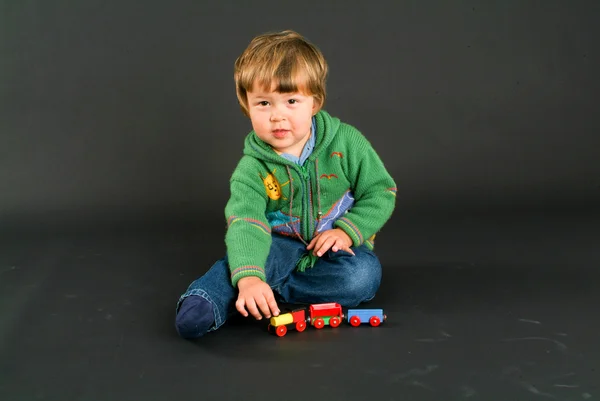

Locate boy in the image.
[175,30,396,339]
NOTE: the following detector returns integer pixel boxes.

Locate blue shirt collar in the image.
[279,116,316,166]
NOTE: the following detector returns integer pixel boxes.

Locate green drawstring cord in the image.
[296,252,319,272]
[285,159,322,272]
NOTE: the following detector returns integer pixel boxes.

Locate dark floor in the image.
[1,209,599,401]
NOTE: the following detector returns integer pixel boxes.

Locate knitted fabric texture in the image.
[225,110,397,287]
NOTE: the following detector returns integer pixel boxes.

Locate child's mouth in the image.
[273,130,288,139]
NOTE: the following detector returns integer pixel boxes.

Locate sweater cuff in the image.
[231,265,266,288]
[335,217,364,247]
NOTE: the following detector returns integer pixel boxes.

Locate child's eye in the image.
[288,99,297,104]
[258,101,269,106]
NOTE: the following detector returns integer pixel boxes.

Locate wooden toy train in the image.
[267,302,387,337]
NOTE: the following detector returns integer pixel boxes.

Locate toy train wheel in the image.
[314,318,325,329]
[296,321,306,332]
[330,317,341,327]
[276,325,287,337]
[369,316,381,327]
[350,316,361,327]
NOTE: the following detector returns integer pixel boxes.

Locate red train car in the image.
[309,303,344,329]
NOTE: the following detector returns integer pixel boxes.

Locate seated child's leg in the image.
[175,256,237,339]
[274,245,382,307]
[263,234,309,287]
[175,234,307,339]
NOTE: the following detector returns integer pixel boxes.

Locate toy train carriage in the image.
[309,303,344,329]
[268,309,307,337]
[268,303,386,337]
[346,308,386,327]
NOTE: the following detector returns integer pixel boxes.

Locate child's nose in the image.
[270,113,283,122]
[269,106,286,121]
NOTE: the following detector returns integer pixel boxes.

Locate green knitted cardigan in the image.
[225,110,397,287]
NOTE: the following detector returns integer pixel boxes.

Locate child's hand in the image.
[236,276,280,320]
[307,228,355,257]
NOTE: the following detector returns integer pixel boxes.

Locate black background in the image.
[1,1,599,400]
[2,0,598,233]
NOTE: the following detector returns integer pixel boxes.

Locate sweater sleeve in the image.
[224,170,272,287]
[333,128,397,248]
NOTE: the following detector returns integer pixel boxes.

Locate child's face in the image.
[246,81,318,157]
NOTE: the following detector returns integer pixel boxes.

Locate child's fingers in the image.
[333,238,355,255]
[244,298,262,320]
[311,234,328,255]
[269,300,280,316]
[255,289,279,318]
[264,291,280,316]
[315,236,335,257]
[235,297,248,317]
[306,233,321,250]
[255,296,273,319]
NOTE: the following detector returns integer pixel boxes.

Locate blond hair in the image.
[234,30,328,117]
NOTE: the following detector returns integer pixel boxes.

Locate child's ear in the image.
[312,98,323,115]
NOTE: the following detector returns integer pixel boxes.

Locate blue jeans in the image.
[176,234,382,333]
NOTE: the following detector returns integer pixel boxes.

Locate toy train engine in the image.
[347,308,386,327]
[309,303,344,329]
[268,309,307,337]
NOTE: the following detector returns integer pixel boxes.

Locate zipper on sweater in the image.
[306,167,315,240]
[299,164,313,241]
